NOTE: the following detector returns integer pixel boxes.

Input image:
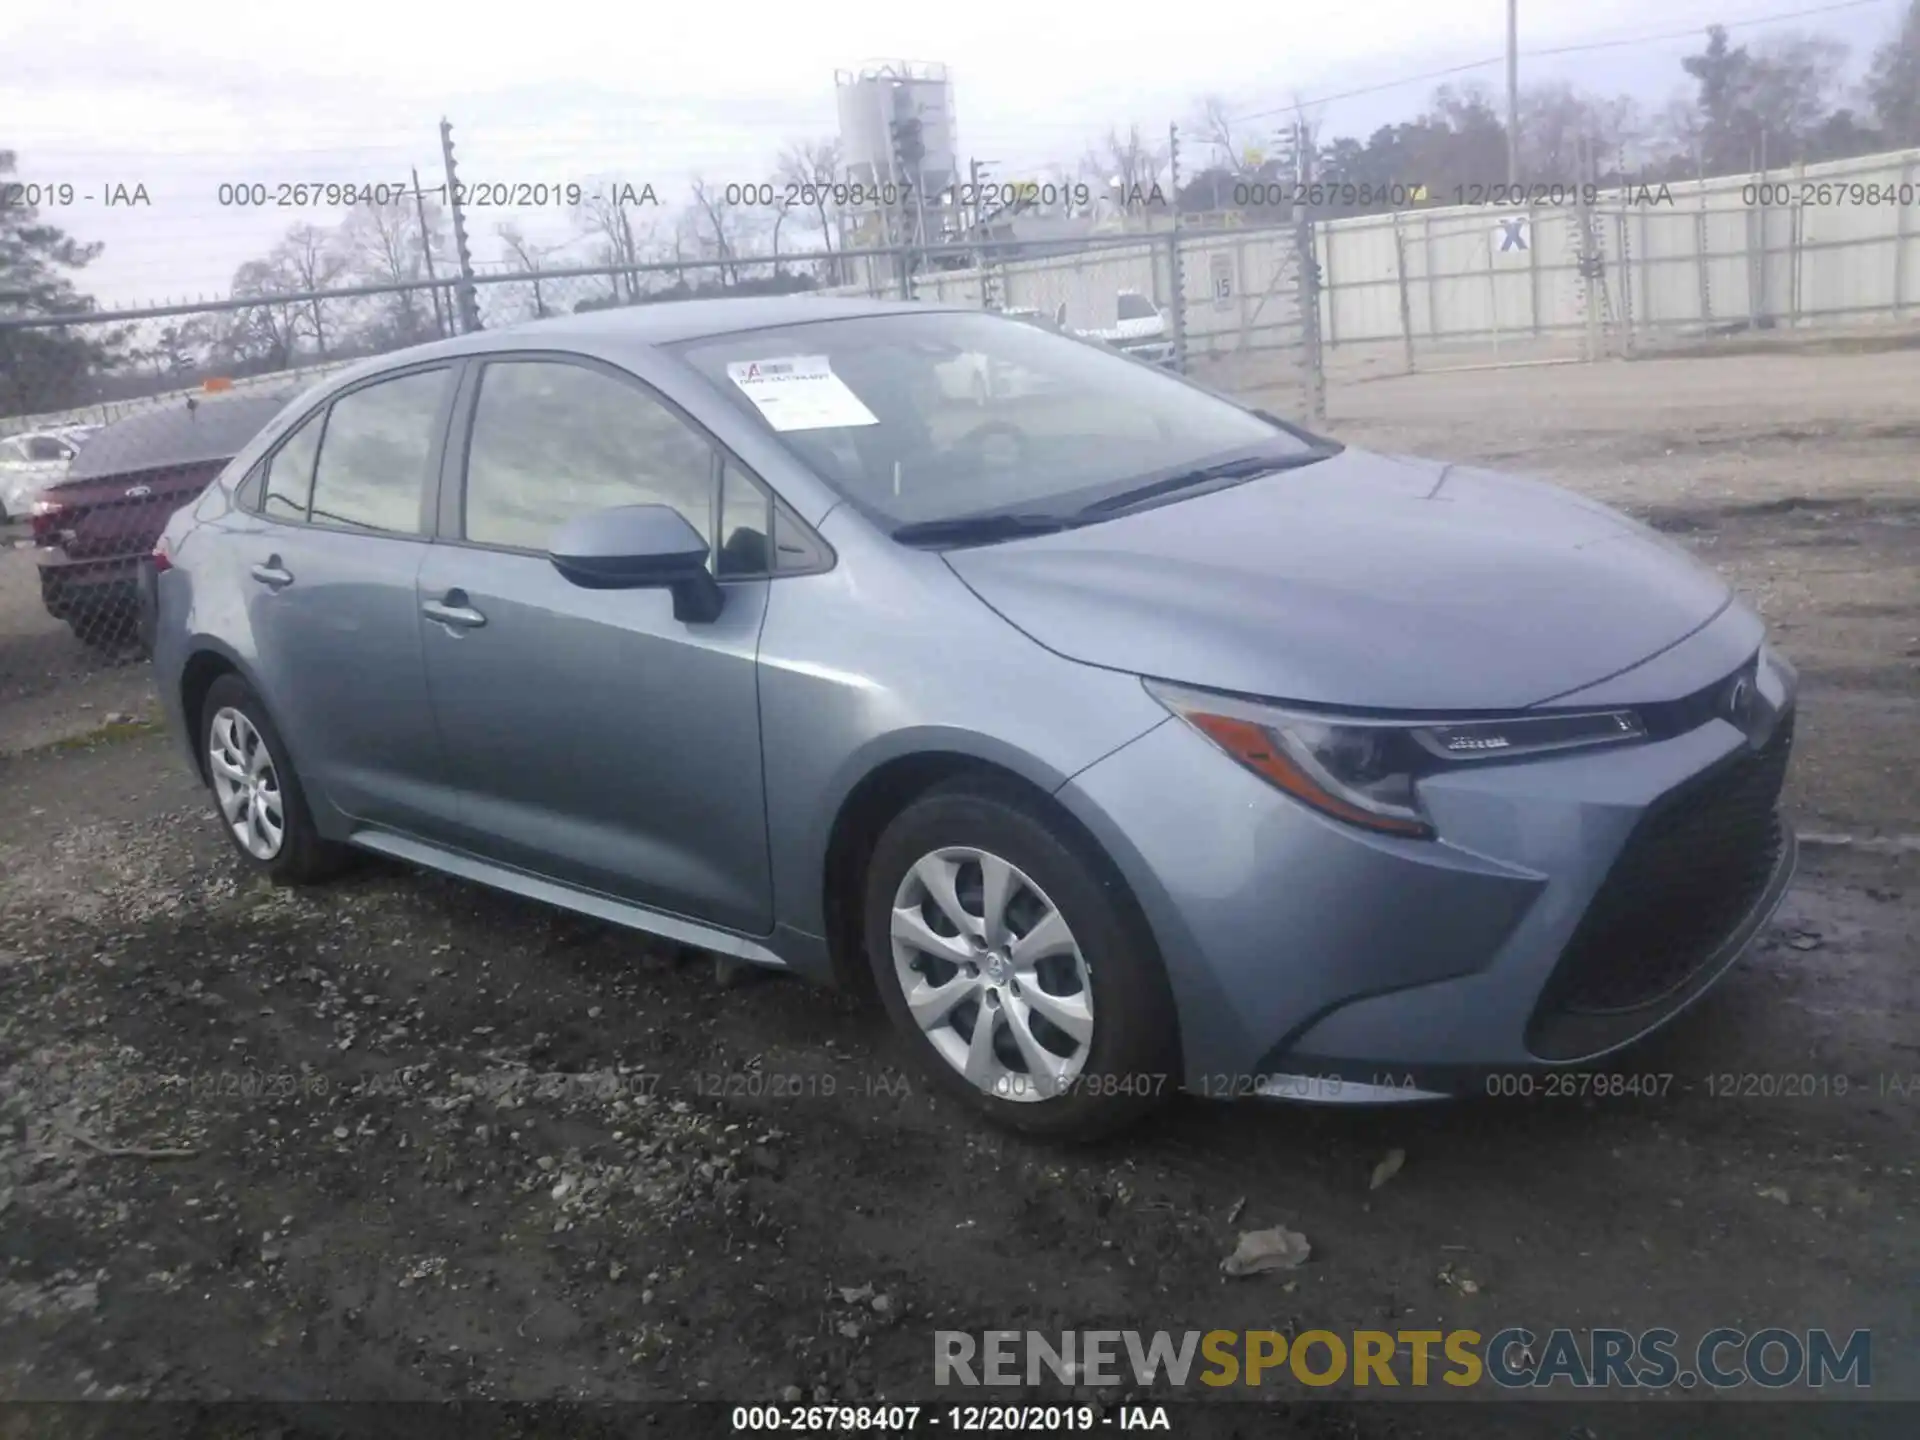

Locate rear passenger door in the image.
[241,363,462,837]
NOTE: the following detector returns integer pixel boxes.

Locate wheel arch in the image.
[817,741,1172,1054]
[177,640,276,785]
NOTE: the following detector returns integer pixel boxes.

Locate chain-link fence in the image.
[13,133,1914,746]
[10,136,1915,719]
[0,227,1324,750]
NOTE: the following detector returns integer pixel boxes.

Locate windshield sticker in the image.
[725,355,880,431]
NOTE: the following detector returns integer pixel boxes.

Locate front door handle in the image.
[249,559,294,590]
[422,597,487,630]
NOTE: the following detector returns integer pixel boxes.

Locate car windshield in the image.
[674,310,1309,529]
[1115,293,1159,321]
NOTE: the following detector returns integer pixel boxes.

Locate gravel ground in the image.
[0,349,1915,1435]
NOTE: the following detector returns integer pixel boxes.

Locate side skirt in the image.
[346,828,792,970]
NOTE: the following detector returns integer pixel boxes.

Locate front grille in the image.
[1531,712,1794,1033]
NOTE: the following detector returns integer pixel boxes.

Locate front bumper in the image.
[1056,646,1798,1097]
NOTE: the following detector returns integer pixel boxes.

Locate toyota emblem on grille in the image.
[124,484,153,499]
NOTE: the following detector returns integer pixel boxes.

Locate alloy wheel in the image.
[889,846,1094,1103]
[207,706,285,860]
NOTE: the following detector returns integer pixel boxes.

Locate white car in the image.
[0,431,80,523]
[1087,290,1176,367]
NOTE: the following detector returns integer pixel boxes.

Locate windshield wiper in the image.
[1078,447,1337,517]
[891,511,1076,547]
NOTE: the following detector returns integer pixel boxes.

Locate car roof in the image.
[485,294,964,346]
[311,294,974,389]
[64,393,292,481]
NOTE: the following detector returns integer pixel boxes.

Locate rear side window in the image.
[262,411,323,521]
[233,462,265,513]
[308,370,448,535]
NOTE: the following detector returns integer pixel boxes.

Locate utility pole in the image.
[969,157,1001,310]
[1167,122,1187,374]
[1294,120,1325,424]
[1506,0,1520,185]
[438,118,482,333]
[409,166,448,340]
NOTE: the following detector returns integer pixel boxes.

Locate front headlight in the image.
[1146,680,1648,840]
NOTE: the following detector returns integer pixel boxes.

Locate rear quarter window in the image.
[232,461,265,514]
[195,464,252,521]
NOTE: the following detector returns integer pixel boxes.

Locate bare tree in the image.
[1866,0,1920,145]
[688,178,742,286]
[342,198,440,345]
[1518,83,1645,182]
[1747,31,1850,161]
[1197,95,1261,176]
[569,191,644,302]
[1080,123,1167,201]
[269,224,349,358]
[777,139,843,279]
[228,259,302,369]
[1650,90,1711,177]
[495,222,558,319]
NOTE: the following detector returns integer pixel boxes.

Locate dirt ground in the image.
[0,349,1915,1437]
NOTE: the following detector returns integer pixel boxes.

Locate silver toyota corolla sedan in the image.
[148,297,1798,1139]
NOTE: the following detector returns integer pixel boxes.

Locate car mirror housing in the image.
[547,503,724,623]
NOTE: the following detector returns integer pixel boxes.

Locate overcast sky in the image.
[1,0,1904,307]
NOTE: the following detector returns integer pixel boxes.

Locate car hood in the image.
[943,448,1733,711]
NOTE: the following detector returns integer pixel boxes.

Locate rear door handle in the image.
[249,560,294,590]
[422,597,487,630]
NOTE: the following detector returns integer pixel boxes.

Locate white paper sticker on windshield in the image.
[725,355,880,432]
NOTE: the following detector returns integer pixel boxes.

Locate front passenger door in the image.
[417,357,774,934]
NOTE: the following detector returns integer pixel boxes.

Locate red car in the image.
[31,393,287,653]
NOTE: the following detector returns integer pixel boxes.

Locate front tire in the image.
[863,778,1178,1140]
[199,674,350,883]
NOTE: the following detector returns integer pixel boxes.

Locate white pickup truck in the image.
[1085,290,1176,368]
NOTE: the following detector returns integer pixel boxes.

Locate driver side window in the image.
[463,360,716,551]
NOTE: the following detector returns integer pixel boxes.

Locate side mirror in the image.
[547,504,724,623]
[1053,302,1068,328]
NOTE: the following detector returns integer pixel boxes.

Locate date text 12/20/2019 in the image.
[730,1404,1170,1432]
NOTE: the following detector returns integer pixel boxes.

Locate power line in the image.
[1230,0,1901,124]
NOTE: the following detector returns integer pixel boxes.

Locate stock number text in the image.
[217,182,413,208]
[723,181,915,209]
[1744,181,1918,207]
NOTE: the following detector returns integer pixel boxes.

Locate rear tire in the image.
[862,777,1178,1141]
[199,674,351,884]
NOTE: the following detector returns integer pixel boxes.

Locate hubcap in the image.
[889,847,1094,1103]
[207,706,285,861]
